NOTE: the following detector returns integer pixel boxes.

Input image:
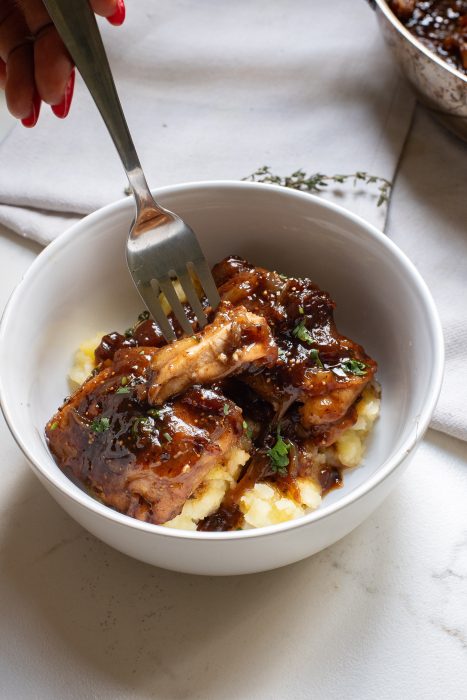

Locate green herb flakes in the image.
[292,318,314,345]
[50,421,58,431]
[298,305,304,315]
[341,359,367,376]
[90,417,110,433]
[267,428,290,475]
[131,416,151,437]
[242,420,253,440]
[116,386,130,394]
[223,403,230,415]
[309,348,324,368]
[147,408,162,419]
[163,432,172,442]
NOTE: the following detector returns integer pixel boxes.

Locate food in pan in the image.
[45,257,380,531]
[389,0,467,73]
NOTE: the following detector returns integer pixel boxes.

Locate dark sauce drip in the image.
[94,332,136,363]
[319,466,342,494]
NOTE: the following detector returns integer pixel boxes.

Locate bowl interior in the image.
[0,182,440,527]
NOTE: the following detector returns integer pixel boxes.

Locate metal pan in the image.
[369,0,467,141]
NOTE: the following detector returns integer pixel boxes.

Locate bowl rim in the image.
[0,180,445,541]
[373,0,467,84]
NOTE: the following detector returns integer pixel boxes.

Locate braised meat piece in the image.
[212,256,376,425]
[46,345,246,525]
[47,255,379,532]
[148,302,277,404]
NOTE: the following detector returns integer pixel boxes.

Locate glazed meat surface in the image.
[148,302,277,404]
[213,257,376,426]
[46,256,378,530]
[46,316,272,523]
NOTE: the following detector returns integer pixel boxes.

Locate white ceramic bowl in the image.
[0,182,443,575]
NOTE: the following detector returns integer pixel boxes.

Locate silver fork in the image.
[43,0,220,342]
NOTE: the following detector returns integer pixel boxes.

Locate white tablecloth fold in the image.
[387,108,467,443]
[0,0,414,244]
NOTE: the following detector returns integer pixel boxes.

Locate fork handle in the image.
[43,0,161,217]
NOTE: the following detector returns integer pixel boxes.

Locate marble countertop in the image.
[0,102,466,699]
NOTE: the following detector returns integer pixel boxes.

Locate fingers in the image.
[101,0,126,27]
[5,43,36,119]
[0,0,125,125]
[0,59,6,90]
[91,0,119,18]
[15,0,50,34]
[0,3,31,61]
[16,0,72,106]
[34,24,73,106]
[0,2,36,119]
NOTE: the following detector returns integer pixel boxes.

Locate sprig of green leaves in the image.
[243,166,392,208]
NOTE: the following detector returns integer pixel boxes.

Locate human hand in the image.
[0,0,125,127]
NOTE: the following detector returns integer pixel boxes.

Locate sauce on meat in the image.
[46,256,378,531]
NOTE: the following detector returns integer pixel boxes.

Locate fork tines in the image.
[138,262,221,343]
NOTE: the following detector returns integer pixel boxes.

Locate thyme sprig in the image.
[243,166,392,208]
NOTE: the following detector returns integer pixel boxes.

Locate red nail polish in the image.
[51,68,75,119]
[21,91,42,128]
[107,0,125,26]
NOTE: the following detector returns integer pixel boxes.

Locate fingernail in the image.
[107,0,125,26]
[21,90,42,128]
[51,68,75,119]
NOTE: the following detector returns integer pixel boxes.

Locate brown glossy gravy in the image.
[46,256,378,532]
[389,0,467,73]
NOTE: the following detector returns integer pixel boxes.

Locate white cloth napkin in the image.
[387,107,467,443]
[0,0,414,244]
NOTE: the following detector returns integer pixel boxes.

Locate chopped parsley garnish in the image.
[121,376,128,386]
[341,359,367,376]
[131,415,152,437]
[90,416,110,433]
[147,408,162,419]
[292,319,323,367]
[50,421,58,431]
[242,420,253,440]
[163,432,172,442]
[223,403,230,415]
[267,428,290,475]
[298,305,304,315]
[309,348,324,368]
[292,318,314,345]
[116,386,130,394]
[138,310,150,321]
